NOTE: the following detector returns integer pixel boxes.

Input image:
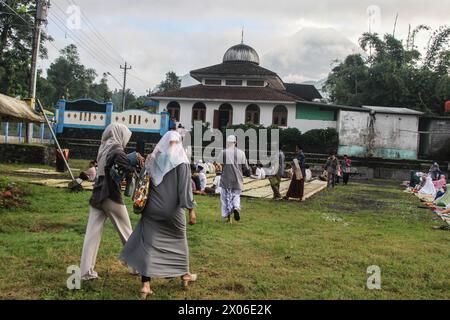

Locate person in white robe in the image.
[216,135,249,223]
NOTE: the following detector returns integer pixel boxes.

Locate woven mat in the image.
[14,168,80,175]
[30,179,94,190]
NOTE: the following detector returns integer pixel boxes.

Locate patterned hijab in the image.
[96,123,132,177]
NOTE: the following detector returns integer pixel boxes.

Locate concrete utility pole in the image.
[120,62,132,111]
[27,0,49,143]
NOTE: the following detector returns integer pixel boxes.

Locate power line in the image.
[0,2,63,57]
[47,12,121,76]
[47,1,150,94]
[64,0,125,63]
[50,2,123,68]
[53,0,124,66]
[60,0,153,91]
[48,5,149,92]
[47,15,123,88]
[0,0,143,96]
[0,0,32,26]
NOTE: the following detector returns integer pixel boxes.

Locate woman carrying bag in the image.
[120,131,197,298]
[80,123,144,281]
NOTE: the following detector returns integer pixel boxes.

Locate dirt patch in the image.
[320,194,387,213]
[353,180,401,188]
[28,222,72,233]
[357,189,400,199]
[0,183,30,209]
[223,282,247,294]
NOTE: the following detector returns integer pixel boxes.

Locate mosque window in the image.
[205,79,222,86]
[273,105,288,127]
[245,104,260,125]
[226,79,243,86]
[192,102,207,123]
[247,80,265,87]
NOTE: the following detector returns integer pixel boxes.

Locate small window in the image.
[226,79,243,86]
[247,80,265,87]
[273,105,288,127]
[192,102,206,124]
[205,79,222,85]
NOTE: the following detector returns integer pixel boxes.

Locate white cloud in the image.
[41,0,450,95]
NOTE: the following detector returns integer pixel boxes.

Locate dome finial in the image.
[241,26,244,44]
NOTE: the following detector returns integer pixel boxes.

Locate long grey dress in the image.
[119,163,196,278]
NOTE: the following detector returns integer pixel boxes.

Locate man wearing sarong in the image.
[217,135,249,223]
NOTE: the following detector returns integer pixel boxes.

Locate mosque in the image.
[150,41,346,132]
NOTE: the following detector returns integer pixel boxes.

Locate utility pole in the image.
[120,62,131,111]
[27,0,49,143]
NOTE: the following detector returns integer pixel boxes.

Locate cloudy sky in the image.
[41,0,450,95]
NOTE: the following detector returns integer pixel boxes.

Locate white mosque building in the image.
[151,42,349,132]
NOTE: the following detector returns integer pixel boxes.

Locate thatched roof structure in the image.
[0,93,45,123]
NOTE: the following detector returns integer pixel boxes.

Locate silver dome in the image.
[223,44,260,65]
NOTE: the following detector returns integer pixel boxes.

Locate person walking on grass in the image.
[217,135,250,223]
[270,147,285,200]
[119,131,198,298]
[80,123,145,281]
[341,155,352,185]
[283,145,306,202]
[324,152,338,188]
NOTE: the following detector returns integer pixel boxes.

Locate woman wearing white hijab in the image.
[119,131,197,298]
[80,123,144,280]
[419,175,437,196]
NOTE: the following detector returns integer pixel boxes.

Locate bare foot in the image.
[140,282,154,299]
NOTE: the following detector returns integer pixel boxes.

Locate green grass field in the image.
[0,162,449,300]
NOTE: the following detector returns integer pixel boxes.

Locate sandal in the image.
[182,273,198,289]
[233,209,241,222]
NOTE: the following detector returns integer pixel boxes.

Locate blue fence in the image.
[1,122,54,144]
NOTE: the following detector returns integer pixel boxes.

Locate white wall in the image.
[291,119,337,132]
[159,99,297,129]
[157,98,336,133]
[338,111,370,146]
[338,110,420,159]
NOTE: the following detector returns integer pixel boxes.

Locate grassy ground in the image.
[0,162,449,300]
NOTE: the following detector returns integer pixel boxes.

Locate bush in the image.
[300,128,339,154]
[226,124,338,154]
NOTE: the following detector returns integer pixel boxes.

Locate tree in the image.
[128,95,148,109]
[154,71,181,93]
[45,44,112,103]
[324,26,450,115]
[90,73,112,102]
[0,0,52,97]
[111,88,136,110]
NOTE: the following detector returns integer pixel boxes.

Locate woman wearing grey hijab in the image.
[120,131,197,298]
[80,123,144,280]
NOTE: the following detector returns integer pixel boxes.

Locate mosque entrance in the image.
[214,104,233,130]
